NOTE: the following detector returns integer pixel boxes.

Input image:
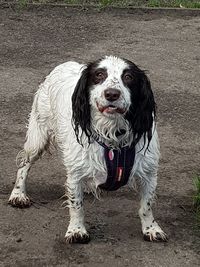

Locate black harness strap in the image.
[95,139,136,191]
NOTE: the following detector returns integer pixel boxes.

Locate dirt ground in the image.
[0,4,200,267]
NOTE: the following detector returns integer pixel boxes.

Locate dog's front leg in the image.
[138,176,168,242]
[64,179,90,244]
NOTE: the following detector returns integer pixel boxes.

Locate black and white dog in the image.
[9,56,167,243]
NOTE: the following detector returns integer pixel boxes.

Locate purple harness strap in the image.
[95,140,135,191]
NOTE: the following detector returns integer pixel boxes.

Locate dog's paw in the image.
[143,223,168,242]
[8,191,31,208]
[65,229,90,244]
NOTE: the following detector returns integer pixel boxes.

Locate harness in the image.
[94,139,136,191]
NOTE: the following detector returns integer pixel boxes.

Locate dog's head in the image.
[72,56,156,146]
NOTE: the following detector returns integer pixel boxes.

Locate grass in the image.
[14,0,200,8]
[147,0,200,8]
[193,175,200,227]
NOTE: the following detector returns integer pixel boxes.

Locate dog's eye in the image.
[95,72,104,79]
[124,74,134,81]
[93,70,107,84]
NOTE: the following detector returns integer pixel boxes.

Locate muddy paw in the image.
[8,194,32,208]
[65,231,90,244]
[143,228,168,242]
[142,221,168,242]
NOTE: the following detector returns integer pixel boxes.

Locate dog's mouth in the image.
[97,103,126,114]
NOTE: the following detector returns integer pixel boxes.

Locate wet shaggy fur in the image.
[9,56,167,243]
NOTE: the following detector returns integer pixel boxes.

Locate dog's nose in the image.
[104,88,121,102]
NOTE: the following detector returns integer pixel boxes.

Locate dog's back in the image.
[33,61,84,122]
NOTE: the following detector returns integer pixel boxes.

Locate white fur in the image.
[9,56,167,242]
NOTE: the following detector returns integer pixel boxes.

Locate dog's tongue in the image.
[104,106,118,114]
[97,103,125,114]
[97,104,118,113]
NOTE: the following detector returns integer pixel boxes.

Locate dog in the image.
[9,55,167,243]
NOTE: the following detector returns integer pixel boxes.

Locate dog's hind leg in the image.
[8,104,49,208]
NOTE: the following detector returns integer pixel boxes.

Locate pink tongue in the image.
[104,107,116,114]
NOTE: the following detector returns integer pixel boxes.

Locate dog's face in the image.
[88,57,132,117]
[72,56,156,145]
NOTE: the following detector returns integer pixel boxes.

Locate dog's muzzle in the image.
[97,88,126,114]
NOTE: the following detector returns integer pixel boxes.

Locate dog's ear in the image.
[126,72,156,145]
[72,66,91,145]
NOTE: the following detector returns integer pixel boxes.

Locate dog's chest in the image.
[90,142,136,191]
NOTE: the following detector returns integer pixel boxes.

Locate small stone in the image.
[16,237,22,243]
[97,255,104,263]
